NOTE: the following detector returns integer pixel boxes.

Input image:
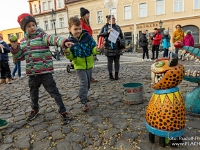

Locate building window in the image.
[48,1,52,10]
[7,34,14,40]
[57,0,62,8]
[44,21,49,30]
[139,3,147,17]
[59,18,64,28]
[97,11,103,24]
[33,4,37,13]
[174,0,183,12]
[156,0,164,15]
[194,0,200,9]
[43,2,47,11]
[16,32,22,39]
[110,8,117,20]
[124,6,131,20]
[50,20,54,29]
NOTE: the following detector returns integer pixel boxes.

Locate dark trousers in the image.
[0,60,11,79]
[151,45,159,59]
[107,55,120,74]
[142,46,149,59]
[163,48,169,57]
[28,73,66,113]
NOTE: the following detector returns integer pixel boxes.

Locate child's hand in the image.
[65,42,74,48]
[0,44,4,49]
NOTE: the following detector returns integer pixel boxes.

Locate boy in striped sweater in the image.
[10,13,73,124]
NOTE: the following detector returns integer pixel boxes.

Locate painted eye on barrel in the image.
[155,61,165,68]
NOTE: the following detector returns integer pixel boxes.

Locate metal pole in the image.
[54,20,60,61]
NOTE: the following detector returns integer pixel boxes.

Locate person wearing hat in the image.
[162,30,171,58]
[182,30,194,61]
[0,34,12,84]
[10,13,74,124]
[80,7,98,83]
[9,35,22,79]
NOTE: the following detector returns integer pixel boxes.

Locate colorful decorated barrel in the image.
[123,83,144,104]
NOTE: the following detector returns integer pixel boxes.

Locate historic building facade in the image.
[28,0,69,37]
[65,0,200,46]
[0,28,24,44]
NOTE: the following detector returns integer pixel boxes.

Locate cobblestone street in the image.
[0,53,200,150]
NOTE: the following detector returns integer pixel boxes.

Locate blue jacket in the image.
[162,35,171,49]
[0,40,10,61]
[64,30,99,70]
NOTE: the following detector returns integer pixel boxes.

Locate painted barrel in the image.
[123,83,144,104]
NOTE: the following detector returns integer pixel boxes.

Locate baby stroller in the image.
[66,60,74,73]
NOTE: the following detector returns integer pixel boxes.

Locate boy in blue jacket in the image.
[64,17,101,111]
[0,34,12,84]
[162,30,171,58]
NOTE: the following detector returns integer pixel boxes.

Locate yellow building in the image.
[66,0,200,45]
[0,28,24,44]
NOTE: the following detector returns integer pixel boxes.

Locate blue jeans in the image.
[163,48,169,57]
[12,61,21,77]
[77,68,92,104]
[28,73,66,113]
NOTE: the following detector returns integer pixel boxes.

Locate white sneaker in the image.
[148,59,152,61]
[142,59,144,61]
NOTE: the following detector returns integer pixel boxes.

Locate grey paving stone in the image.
[61,126,71,135]
[32,140,50,150]
[35,131,49,141]
[0,144,13,150]
[52,130,63,141]
[104,128,120,139]
[66,133,85,143]
[56,139,73,150]
[3,135,13,144]
[47,125,61,132]
[115,139,135,150]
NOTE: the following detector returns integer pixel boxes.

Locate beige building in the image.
[66,0,200,46]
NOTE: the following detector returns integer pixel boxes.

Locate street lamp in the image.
[50,9,60,61]
[159,20,163,29]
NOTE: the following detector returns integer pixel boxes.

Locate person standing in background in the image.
[162,30,171,58]
[172,24,184,56]
[99,15,124,80]
[80,7,98,83]
[9,35,22,79]
[151,28,162,60]
[139,30,151,61]
[0,34,12,84]
[182,30,194,61]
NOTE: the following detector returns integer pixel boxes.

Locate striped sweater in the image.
[10,27,69,76]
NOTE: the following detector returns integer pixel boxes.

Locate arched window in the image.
[182,25,199,44]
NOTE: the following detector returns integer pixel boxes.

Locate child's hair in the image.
[68,16,81,28]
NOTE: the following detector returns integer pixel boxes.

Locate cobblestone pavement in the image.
[0,53,200,150]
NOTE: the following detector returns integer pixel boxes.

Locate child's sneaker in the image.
[60,112,71,124]
[0,118,9,129]
[82,103,89,112]
[27,110,39,121]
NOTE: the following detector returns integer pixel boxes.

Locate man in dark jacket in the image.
[139,30,151,61]
[0,34,12,84]
[99,15,124,80]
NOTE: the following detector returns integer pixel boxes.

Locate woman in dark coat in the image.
[99,15,124,80]
[139,30,151,61]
